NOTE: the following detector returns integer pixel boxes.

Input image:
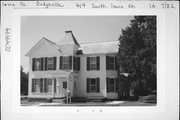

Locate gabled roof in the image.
[26,31,119,57]
[25,37,61,57]
[57,31,80,47]
[78,41,119,55]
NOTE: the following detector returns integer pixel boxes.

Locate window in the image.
[107,78,116,93]
[46,79,52,92]
[63,57,69,70]
[47,57,54,70]
[108,57,115,70]
[87,78,100,93]
[60,56,72,70]
[34,58,41,71]
[90,57,97,70]
[63,82,67,89]
[106,56,117,70]
[33,57,56,71]
[32,78,52,93]
[87,56,100,71]
[90,78,97,92]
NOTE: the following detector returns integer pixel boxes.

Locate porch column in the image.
[52,78,55,98]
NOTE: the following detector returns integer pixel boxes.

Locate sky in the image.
[21,16,134,72]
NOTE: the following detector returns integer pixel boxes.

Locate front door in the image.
[57,78,67,98]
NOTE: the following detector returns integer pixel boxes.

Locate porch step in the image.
[51,97,66,103]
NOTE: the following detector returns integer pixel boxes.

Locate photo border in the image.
[12,9,165,113]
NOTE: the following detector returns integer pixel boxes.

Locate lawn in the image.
[21,95,156,106]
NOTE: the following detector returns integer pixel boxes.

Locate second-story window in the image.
[32,58,43,71]
[90,57,97,70]
[106,56,118,70]
[62,57,69,70]
[35,58,41,71]
[47,57,54,70]
[87,56,100,71]
[60,56,72,70]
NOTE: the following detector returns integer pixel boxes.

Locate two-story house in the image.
[25,31,120,100]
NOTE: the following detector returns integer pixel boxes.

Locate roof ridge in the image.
[42,37,56,45]
[79,40,119,44]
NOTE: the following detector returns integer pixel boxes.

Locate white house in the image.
[25,31,122,100]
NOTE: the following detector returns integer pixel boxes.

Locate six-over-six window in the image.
[87,78,100,93]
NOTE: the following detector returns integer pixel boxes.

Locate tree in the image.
[118,16,156,96]
[21,66,28,95]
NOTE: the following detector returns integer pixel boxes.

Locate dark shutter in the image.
[60,56,63,70]
[45,57,47,71]
[54,79,56,93]
[87,78,90,93]
[87,57,90,71]
[77,57,80,71]
[69,56,72,70]
[96,78,100,93]
[106,78,109,93]
[44,78,47,92]
[115,56,118,70]
[106,56,109,70]
[32,79,35,92]
[116,78,119,92]
[73,56,76,70]
[96,56,100,70]
[32,58,35,71]
[40,78,43,92]
[41,58,44,71]
[53,57,56,70]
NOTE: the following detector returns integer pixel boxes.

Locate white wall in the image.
[76,54,107,98]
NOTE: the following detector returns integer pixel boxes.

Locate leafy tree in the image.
[118,16,156,96]
[21,66,28,95]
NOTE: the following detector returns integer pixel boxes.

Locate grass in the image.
[21,99,156,106]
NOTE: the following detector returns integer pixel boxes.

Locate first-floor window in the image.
[32,79,41,93]
[32,78,52,93]
[45,78,52,92]
[87,78,100,93]
[107,78,116,92]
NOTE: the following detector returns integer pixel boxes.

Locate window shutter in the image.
[69,56,72,70]
[87,78,90,93]
[59,56,63,70]
[115,56,118,70]
[73,56,76,70]
[40,78,43,92]
[106,78,109,93]
[77,57,80,71]
[41,58,44,71]
[32,79,35,92]
[54,79,56,93]
[96,56,100,70]
[44,78,47,92]
[87,57,90,71]
[106,56,109,70]
[45,57,47,71]
[53,57,56,70]
[116,78,119,92]
[96,78,100,93]
[32,58,35,71]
